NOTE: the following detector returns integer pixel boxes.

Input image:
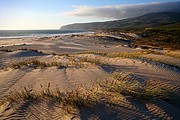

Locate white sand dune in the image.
[0,34,180,119]
[0,34,141,55]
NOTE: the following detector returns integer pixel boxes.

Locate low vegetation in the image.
[3,83,99,112]
[11,60,67,69]
[1,71,178,115]
[100,72,175,101]
[74,51,143,59]
[165,51,180,58]
[102,27,180,50]
[79,56,101,65]
[7,49,179,70]
[133,27,180,50]
[9,54,108,69]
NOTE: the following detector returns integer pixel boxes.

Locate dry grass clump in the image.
[165,51,180,58]
[2,83,99,109]
[11,60,67,69]
[107,52,142,59]
[62,87,98,107]
[73,51,179,67]
[10,55,107,69]
[142,50,180,59]
[10,57,101,69]
[142,84,172,101]
[4,87,37,102]
[79,56,101,65]
[100,72,175,101]
[74,51,142,59]
[144,80,179,100]
[2,72,176,105]
[141,50,162,55]
[101,73,142,98]
[1,72,177,116]
[66,55,109,67]
[40,83,98,108]
[75,51,108,56]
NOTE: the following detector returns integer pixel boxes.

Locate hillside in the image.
[60,12,180,30]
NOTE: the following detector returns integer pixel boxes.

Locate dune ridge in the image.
[0,33,180,119]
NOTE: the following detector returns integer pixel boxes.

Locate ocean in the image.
[0,30,88,39]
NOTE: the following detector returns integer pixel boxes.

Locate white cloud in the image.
[60,2,180,20]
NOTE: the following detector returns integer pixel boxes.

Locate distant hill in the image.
[60,12,180,30]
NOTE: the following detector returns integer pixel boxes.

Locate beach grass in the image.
[10,60,67,69]
[2,71,177,112]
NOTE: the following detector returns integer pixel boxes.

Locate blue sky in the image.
[0,0,179,30]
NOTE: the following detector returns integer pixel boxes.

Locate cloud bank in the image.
[60,2,180,20]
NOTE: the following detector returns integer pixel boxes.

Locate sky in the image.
[0,0,180,30]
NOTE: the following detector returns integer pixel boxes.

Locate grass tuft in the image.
[4,87,37,102]
[11,60,67,69]
[79,56,101,65]
[1,72,178,116]
[100,72,176,101]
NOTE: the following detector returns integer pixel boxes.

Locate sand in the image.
[0,33,180,119]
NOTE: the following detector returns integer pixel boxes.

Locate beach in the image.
[0,32,180,119]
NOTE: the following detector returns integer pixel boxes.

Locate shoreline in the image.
[0,30,92,39]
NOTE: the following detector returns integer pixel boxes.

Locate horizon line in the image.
[0,29,61,30]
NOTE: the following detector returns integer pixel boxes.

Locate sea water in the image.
[0,30,88,39]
